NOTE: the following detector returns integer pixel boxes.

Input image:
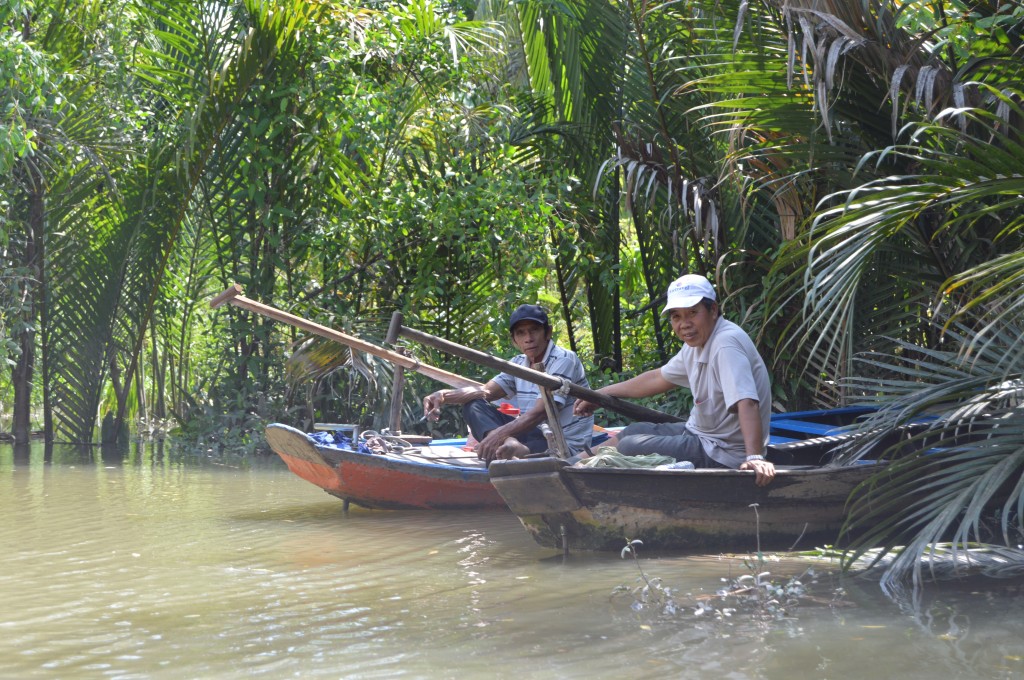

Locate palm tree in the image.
[2,0,134,443]
[730,2,1024,582]
[797,88,1024,584]
[503,0,1023,581]
[479,0,634,369]
[16,0,333,443]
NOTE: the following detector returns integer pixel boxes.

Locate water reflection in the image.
[1,441,1023,679]
[2,437,205,467]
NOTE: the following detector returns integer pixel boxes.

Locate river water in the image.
[2,442,1024,679]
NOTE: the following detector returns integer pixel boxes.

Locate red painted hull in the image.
[266,424,506,510]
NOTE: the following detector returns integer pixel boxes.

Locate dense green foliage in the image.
[2,0,1022,582]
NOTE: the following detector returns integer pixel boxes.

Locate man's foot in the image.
[494,437,530,460]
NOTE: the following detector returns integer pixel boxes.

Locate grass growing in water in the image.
[613,504,848,621]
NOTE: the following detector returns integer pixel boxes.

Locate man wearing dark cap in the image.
[423,304,593,463]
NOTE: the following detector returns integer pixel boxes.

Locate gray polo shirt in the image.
[493,340,594,454]
[660,318,771,467]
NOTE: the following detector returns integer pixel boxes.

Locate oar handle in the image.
[209,283,244,309]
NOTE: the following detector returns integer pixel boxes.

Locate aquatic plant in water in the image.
[613,505,848,622]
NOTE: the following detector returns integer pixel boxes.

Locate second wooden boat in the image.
[265,424,506,510]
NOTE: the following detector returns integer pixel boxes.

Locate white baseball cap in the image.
[662,274,716,313]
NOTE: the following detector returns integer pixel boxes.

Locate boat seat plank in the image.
[382,445,487,468]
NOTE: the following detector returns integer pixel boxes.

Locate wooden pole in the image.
[533,362,570,459]
[386,312,684,424]
[389,362,406,433]
[210,285,481,389]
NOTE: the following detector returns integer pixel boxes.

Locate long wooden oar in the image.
[210,285,481,389]
[385,312,684,424]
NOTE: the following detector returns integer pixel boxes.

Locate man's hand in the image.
[573,398,598,417]
[739,458,775,486]
[423,391,446,421]
[474,430,500,461]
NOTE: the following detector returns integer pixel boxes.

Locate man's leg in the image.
[462,400,511,440]
[462,400,549,453]
[615,421,709,464]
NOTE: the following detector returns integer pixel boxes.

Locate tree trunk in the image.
[12,166,45,443]
[586,178,622,372]
[12,326,36,443]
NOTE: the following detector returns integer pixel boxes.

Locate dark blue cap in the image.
[509,304,550,331]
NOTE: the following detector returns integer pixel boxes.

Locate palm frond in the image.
[827,319,1024,585]
[42,0,331,441]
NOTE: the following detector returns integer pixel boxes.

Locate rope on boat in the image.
[555,377,572,397]
[577,447,675,468]
[360,430,418,455]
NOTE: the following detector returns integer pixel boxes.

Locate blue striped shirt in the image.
[492,341,594,453]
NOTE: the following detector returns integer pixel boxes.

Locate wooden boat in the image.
[266,406,885,518]
[488,407,915,553]
[265,424,508,510]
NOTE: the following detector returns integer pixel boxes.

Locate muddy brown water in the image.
[2,442,1023,679]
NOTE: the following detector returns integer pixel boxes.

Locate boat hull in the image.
[488,457,884,552]
[265,424,505,510]
[487,405,934,552]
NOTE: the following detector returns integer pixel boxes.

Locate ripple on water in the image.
[2,453,1024,679]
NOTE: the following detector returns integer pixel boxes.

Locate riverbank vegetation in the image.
[3,0,1022,580]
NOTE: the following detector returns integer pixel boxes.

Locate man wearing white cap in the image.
[574,274,775,485]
